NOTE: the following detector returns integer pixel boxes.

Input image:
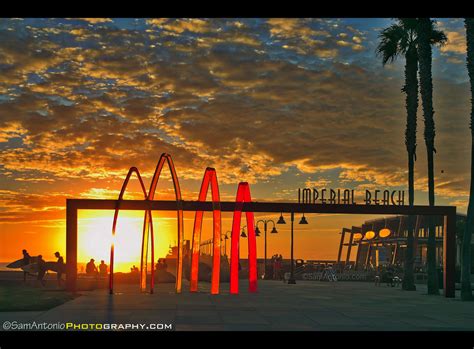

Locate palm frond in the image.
[430,29,447,47]
[376,24,405,65]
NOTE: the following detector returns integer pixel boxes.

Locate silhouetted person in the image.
[86,259,98,276]
[386,265,395,287]
[99,260,108,277]
[54,251,64,286]
[374,266,381,286]
[162,259,168,271]
[37,255,46,287]
[22,249,31,283]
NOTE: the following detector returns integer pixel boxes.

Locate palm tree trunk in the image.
[426,149,439,294]
[461,18,474,301]
[402,47,418,291]
[417,18,439,295]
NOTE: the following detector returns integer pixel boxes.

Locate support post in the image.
[66,200,78,293]
[444,211,456,298]
[346,231,354,264]
[288,212,296,284]
[337,229,346,264]
[264,221,268,279]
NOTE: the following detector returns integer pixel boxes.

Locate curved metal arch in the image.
[230,182,258,294]
[140,153,184,293]
[190,168,221,294]
[109,167,150,295]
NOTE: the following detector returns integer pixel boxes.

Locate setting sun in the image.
[78,210,174,273]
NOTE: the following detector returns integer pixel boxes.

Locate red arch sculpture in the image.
[109,167,150,294]
[110,154,257,295]
[190,168,221,294]
[230,182,258,294]
[141,153,184,293]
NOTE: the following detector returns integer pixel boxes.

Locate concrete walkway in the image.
[2,280,474,331]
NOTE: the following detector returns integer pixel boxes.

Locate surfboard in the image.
[7,256,39,269]
[45,262,66,273]
[21,263,39,274]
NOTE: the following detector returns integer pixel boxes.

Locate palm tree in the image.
[377,18,419,291]
[461,18,474,301]
[416,18,447,295]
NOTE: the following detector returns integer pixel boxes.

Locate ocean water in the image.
[0,263,11,271]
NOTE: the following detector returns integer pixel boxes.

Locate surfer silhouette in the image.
[22,249,31,283]
[55,252,64,286]
[37,255,46,287]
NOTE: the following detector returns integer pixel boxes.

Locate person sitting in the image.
[99,260,108,277]
[162,259,168,271]
[86,259,98,277]
[54,252,65,286]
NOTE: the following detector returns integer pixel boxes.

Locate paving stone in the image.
[2,280,474,331]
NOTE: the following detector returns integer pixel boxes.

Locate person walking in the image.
[36,255,46,287]
[21,249,31,283]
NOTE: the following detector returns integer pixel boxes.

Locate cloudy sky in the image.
[0,18,471,266]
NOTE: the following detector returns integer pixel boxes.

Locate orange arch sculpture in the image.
[190,168,221,294]
[141,153,184,293]
[109,167,150,294]
[109,154,257,295]
[230,182,258,294]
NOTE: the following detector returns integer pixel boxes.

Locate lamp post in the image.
[288,212,308,285]
[288,212,296,284]
[255,219,278,280]
[221,232,230,256]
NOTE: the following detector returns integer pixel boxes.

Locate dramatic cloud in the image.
[0,18,471,255]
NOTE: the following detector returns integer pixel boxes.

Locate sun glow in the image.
[77,210,173,273]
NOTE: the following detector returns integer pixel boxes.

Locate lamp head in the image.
[299,214,308,225]
[270,227,278,234]
[379,228,391,238]
[277,213,286,224]
[365,231,376,240]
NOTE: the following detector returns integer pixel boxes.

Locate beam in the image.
[66,199,456,216]
[337,229,347,263]
[65,198,457,297]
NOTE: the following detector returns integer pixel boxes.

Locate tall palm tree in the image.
[416,18,447,295]
[462,18,474,301]
[377,18,419,291]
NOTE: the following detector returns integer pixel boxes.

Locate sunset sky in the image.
[0,18,471,271]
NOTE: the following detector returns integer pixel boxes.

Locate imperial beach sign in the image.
[298,188,405,206]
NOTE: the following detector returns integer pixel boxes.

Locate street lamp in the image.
[288,212,309,285]
[277,213,286,225]
[299,213,308,225]
[241,225,247,238]
[221,232,230,256]
[255,219,278,279]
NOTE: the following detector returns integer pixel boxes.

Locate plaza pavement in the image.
[2,280,474,331]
